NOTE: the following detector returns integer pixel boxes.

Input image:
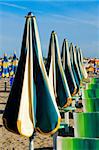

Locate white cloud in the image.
[51,14,99,29]
[0,2,27,10]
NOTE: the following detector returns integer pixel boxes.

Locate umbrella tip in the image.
[52,30,56,34]
[4,53,7,57]
[75,45,79,51]
[25,12,34,18]
[75,45,77,48]
[28,12,33,16]
[64,38,68,42]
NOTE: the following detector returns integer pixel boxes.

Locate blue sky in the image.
[0,0,99,58]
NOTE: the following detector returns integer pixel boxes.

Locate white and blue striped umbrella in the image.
[2,53,9,78]
[0,59,3,78]
[10,52,18,76]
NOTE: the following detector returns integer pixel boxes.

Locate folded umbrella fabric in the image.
[78,48,88,79]
[3,13,60,137]
[69,43,80,92]
[46,31,72,108]
[75,46,84,80]
[3,17,30,135]
[61,39,77,96]
[31,16,61,135]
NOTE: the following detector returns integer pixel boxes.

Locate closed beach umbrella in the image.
[75,46,83,80]
[78,48,88,79]
[69,43,80,91]
[61,39,77,96]
[10,52,18,76]
[73,44,82,81]
[3,12,60,138]
[2,53,9,78]
[46,31,72,108]
[75,46,85,80]
[0,59,3,78]
[8,55,13,75]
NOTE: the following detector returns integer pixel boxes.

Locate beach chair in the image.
[57,136,99,150]
[86,83,99,90]
[96,89,99,98]
[53,106,76,150]
[82,89,99,99]
[53,104,75,149]
[74,112,99,138]
[82,97,99,112]
[82,89,99,112]
[90,78,99,84]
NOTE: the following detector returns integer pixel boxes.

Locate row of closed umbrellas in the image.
[2,12,89,149]
[0,53,18,78]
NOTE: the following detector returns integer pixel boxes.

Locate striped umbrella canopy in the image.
[73,45,82,81]
[78,48,88,79]
[69,43,81,91]
[61,39,77,96]
[75,46,84,80]
[10,52,18,76]
[2,53,9,78]
[3,12,60,137]
[46,31,72,108]
[8,55,13,73]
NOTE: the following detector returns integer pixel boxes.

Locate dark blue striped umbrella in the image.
[10,52,18,76]
[2,53,9,78]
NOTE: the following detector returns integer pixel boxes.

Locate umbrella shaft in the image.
[29,136,34,150]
